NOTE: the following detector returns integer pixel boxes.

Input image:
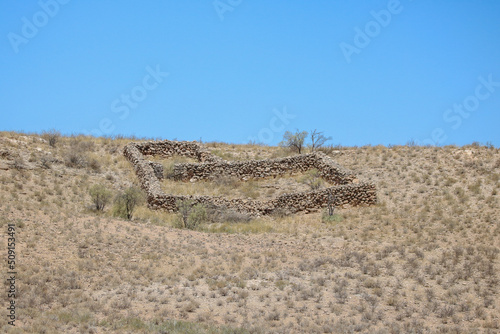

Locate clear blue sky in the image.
[2,0,500,146]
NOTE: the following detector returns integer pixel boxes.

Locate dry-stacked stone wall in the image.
[170,152,356,185]
[123,140,377,215]
[134,140,222,163]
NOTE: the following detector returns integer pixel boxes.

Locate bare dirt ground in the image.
[1,132,499,333]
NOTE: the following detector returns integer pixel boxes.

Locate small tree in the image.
[42,129,61,148]
[279,130,308,154]
[309,129,332,152]
[89,184,112,211]
[113,186,144,220]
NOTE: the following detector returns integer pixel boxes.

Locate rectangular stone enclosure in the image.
[123,140,377,215]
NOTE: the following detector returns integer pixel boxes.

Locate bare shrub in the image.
[12,157,26,170]
[334,279,349,304]
[88,158,101,173]
[175,200,252,229]
[209,208,252,223]
[69,137,95,152]
[438,305,455,318]
[64,139,101,172]
[270,207,292,218]
[317,145,335,155]
[309,129,332,152]
[42,129,61,147]
[65,153,87,168]
[40,155,56,169]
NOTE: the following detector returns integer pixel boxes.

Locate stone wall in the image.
[134,140,222,163]
[146,183,376,215]
[169,152,356,185]
[123,140,377,215]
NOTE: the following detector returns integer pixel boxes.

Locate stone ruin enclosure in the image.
[123,140,377,216]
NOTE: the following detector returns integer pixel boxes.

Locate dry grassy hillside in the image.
[1,131,499,333]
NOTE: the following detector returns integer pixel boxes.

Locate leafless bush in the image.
[12,157,26,170]
[40,155,57,169]
[65,153,87,168]
[69,137,95,152]
[88,158,101,173]
[42,129,61,147]
[438,305,455,318]
[495,159,500,169]
[0,150,11,158]
[111,296,131,310]
[334,279,348,304]
[270,207,292,218]
[309,129,332,152]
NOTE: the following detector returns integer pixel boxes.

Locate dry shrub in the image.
[40,155,57,169]
[175,200,252,230]
[300,168,324,190]
[270,207,292,218]
[88,158,101,173]
[209,208,252,223]
[63,138,103,172]
[65,153,87,168]
[12,157,26,170]
[42,129,61,147]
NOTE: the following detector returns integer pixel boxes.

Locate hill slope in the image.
[1,132,499,333]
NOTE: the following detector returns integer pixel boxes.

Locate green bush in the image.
[279,130,308,154]
[113,186,144,220]
[89,184,112,211]
[176,200,207,229]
